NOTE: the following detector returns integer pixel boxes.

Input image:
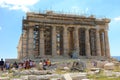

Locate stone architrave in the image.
[104,30,110,58]
[73,27,80,56]
[39,27,45,57]
[52,26,57,56]
[85,28,91,57]
[96,28,101,56]
[28,27,34,58]
[63,26,69,57]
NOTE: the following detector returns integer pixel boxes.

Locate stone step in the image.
[63,73,72,80]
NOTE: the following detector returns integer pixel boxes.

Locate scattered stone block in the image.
[20,76,28,80]
[28,75,37,80]
[63,73,72,80]
[70,73,87,80]
[104,62,114,70]
[10,78,22,80]
[63,67,70,71]
[0,77,10,80]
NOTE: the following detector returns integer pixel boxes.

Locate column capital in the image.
[95,25,100,30]
[85,27,90,30]
[77,25,82,28]
[74,27,79,30]
[96,28,100,32]
[105,23,109,31]
[63,25,68,28]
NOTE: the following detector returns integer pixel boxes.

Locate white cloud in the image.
[114,16,120,21]
[0,0,39,12]
[0,26,2,31]
[85,8,89,13]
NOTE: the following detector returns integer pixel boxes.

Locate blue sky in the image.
[0,0,120,59]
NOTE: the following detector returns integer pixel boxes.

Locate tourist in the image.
[25,59,30,69]
[43,59,47,70]
[29,60,33,68]
[38,60,43,70]
[5,61,10,70]
[13,61,18,69]
[0,58,4,71]
[18,63,23,69]
[46,59,51,66]
[93,61,97,67]
[32,61,36,67]
[23,61,26,69]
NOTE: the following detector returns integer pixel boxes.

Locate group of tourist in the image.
[38,59,51,70]
[18,59,36,69]
[0,58,51,71]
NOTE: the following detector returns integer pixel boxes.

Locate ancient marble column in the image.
[17,36,22,59]
[96,29,101,56]
[104,30,110,58]
[85,28,91,57]
[22,31,27,58]
[28,27,34,58]
[63,26,69,57]
[52,26,57,56]
[39,27,45,57]
[73,27,80,56]
[101,32,105,56]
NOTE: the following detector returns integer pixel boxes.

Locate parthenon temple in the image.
[17,11,111,59]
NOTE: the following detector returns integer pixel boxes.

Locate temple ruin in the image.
[17,11,111,59]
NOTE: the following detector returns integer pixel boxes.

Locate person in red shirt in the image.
[46,59,51,66]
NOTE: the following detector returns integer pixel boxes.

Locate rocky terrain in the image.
[0,58,120,80]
